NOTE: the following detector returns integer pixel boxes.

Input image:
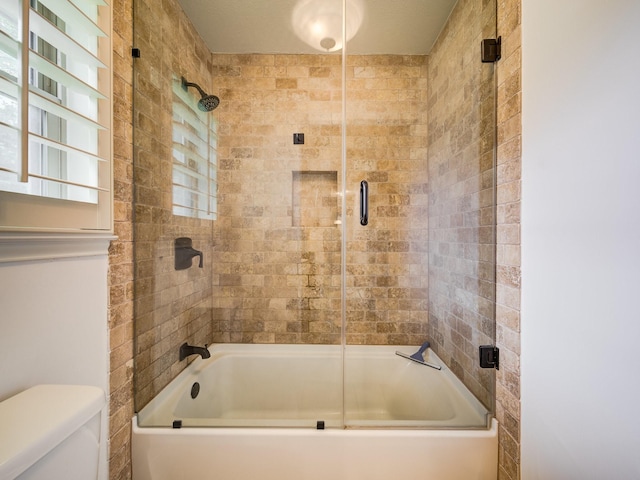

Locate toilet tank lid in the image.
[0,384,105,479]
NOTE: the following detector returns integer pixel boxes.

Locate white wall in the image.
[521,1,640,478]
[0,237,112,480]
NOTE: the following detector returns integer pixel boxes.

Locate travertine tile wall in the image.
[109,0,134,478]
[210,53,344,344]
[495,0,522,477]
[210,54,429,345]
[345,55,430,345]
[426,0,497,409]
[131,0,215,410]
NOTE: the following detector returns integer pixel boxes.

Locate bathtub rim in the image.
[132,414,498,436]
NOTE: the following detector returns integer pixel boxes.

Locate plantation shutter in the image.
[0,0,112,231]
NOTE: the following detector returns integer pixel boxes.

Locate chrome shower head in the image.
[181,77,220,112]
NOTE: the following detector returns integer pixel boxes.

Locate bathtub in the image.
[132,344,498,479]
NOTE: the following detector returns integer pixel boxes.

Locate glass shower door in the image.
[132,0,497,430]
[343,0,498,427]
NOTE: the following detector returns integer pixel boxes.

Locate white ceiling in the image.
[177,0,458,55]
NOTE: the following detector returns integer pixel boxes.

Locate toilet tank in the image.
[0,385,105,480]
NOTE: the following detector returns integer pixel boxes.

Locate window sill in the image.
[0,233,116,263]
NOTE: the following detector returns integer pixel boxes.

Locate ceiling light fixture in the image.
[292,0,364,53]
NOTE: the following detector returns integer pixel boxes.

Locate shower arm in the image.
[182,77,207,98]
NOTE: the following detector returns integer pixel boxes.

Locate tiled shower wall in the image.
[345,56,430,345]
[211,53,344,344]
[495,0,522,477]
[426,2,523,478]
[426,0,497,410]
[210,54,429,345]
[109,0,135,477]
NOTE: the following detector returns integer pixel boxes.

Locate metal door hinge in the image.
[481,37,501,63]
[479,345,499,369]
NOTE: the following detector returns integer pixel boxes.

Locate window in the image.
[171,75,217,221]
[0,0,112,231]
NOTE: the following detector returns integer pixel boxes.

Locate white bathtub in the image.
[132,344,498,479]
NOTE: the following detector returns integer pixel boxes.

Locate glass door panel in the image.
[133,0,346,428]
[343,0,497,427]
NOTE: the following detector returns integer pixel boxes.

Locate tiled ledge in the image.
[0,233,116,263]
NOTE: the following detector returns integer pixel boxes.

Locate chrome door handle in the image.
[360,180,368,226]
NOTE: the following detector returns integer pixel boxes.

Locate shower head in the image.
[181,76,220,112]
[198,94,220,112]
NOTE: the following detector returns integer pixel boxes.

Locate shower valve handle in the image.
[175,237,204,270]
[189,248,204,268]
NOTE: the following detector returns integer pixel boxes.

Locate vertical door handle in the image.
[360,180,368,226]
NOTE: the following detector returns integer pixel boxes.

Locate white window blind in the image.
[0,0,112,231]
[172,75,217,221]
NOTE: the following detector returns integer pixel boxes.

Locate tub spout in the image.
[179,343,211,361]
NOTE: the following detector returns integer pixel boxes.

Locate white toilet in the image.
[0,385,105,480]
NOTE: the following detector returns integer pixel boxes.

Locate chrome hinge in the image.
[479,345,499,369]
